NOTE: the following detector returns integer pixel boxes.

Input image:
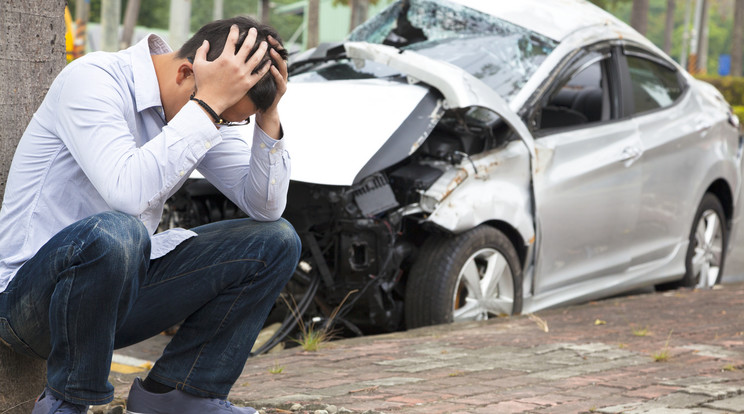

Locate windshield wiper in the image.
[288,42,348,76]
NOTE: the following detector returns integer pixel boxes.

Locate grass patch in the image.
[269,362,284,374]
[285,289,358,352]
[632,326,651,337]
[652,330,674,362]
[722,364,737,372]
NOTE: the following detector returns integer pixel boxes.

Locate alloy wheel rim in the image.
[452,248,514,321]
[691,209,723,289]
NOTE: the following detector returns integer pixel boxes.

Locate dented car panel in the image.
[421,140,534,242]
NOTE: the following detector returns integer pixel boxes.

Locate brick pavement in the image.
[107,282,744,414]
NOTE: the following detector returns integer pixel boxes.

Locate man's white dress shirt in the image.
[0,35,291,293]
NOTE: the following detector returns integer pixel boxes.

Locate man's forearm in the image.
[255,110,282,140]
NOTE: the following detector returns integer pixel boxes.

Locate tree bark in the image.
[213,0,224,20]
[664,0,676,54]
[306,0,320,49]
[631,0,650,35]
[0,0,65,411]
[697,0,709,74]
[101,0,121,52]
[120,0,141,49]
[169,0,191,50]
[350,0,369,31]
[733,0,744,76]
[261,0,271,23]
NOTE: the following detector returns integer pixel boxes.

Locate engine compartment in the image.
[161,107,514,336]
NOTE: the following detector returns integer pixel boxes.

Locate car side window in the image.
[536,58,612,131]
[626,55,683,115]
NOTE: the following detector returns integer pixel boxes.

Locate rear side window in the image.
[627,55,683,115]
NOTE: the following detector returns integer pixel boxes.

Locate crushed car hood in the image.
[281,43,535,187]
[279,78,435,186]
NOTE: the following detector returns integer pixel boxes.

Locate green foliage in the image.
[695,75,744,105]
[733,106,744,123]
[587,0,633,9]
[604,0,741,75]
[71,0,303,47]
[332,0,382,6]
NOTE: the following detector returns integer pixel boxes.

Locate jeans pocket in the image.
[0,317,45,359]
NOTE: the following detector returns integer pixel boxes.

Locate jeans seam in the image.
[48,384,114,404]
[0,317,45,359]
[141,259,266,289]
[183,284,250,391]
[147,372,229,398]
[59,267,76,397]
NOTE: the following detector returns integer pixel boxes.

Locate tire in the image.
[405,225,523,329]
[679,193,727,289]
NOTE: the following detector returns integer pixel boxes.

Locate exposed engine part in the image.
[351,174,399,216]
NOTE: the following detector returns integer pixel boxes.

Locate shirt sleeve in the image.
[52,62,222,216]
[196,123,291,222]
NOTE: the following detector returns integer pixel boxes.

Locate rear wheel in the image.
[405,225,522,329]
[681,193,727,288]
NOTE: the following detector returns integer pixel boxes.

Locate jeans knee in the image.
[71,212,150,281]
[243,219,300,283]
[275,218,302,264]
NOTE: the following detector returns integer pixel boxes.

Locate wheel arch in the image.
[482,219,529,270]
[705,179,734,228]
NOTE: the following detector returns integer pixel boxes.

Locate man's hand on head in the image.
[255,35,288,140]
[191,25,270,115]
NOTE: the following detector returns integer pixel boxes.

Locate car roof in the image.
[447,0,635,42]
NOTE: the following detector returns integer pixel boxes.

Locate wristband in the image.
[189,93,226,125]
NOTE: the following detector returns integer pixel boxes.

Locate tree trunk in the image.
[664,0,676,53]
[261,0,271,23]
[732,0,744,76]
[120,0,141,49]
[697,0,709,74]
[0,0,65,412]
[101,0,121,52]
[631,0,649,35]
[213,0,224,20]
[349,0,369,31]
[306,0,320,49]
[169,0,192,49]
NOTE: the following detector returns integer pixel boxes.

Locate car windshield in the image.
[343,0,557,100]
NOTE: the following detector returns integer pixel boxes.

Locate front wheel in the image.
[405,226,523,329]
[682,193,728,289]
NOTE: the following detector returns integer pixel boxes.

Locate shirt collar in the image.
[132,34,172,113]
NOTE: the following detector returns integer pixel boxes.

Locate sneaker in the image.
[126,377,257,414]
[31,388,88,414]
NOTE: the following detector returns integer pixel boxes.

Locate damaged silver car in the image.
[164,0,743,350]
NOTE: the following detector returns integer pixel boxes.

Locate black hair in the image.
[177,16,289,111]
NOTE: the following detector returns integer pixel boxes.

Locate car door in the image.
[618,48,698,269]
[531,46,644,295]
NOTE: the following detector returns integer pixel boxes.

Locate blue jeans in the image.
[0,211,300,406]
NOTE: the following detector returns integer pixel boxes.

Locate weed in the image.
[284,289,358,352]
[269,362,284,374]
[652,330,674,362]
[632,326,651,337]
[448,370,465,377]
[527,313,549,332]
[722,364,737,372]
